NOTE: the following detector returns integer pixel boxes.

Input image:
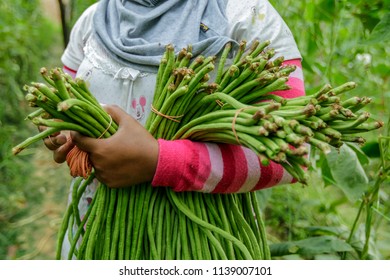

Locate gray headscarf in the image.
[93,0,237,73]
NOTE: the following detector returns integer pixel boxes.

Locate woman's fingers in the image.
[38,125,68,150]
[38,125,73,163]
[44,133,68,150]
[53,139,75,163]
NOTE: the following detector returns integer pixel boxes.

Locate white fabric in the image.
[61,0,301,124]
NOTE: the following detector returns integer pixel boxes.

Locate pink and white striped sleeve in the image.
[152,59,306,193]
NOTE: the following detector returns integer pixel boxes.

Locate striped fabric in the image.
[152,59,305,193]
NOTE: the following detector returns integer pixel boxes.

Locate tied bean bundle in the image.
[13,40,383,260]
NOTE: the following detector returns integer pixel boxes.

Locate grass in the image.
[9,146,69,260]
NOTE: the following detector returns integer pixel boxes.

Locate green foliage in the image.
[69,0,98,26]
[0,0,106,260]
[365,12,390,44]
[0,0,56,259]
[270,236,354,259]
[266,0,390,260]
[319,144,369,202]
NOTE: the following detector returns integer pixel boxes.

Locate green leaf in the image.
[270,236,354,257]
[360,141,381,158]
[314,254,341,260]
[325,145,369,202]
[372,63,390,78]
[318,0,337,22]
[305,226,347,236]
[347,143,371,163]
[317,151,337,187]
[364,12,390,44]
[354,12,381,33]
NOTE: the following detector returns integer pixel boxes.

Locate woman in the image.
[44,0,305,258]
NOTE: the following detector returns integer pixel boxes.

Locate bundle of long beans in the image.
[13,40,383,260]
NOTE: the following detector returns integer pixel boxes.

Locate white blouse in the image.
[61,0,301,126]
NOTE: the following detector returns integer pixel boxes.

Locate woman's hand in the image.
[71,105,159,188]
[40,128,75,163]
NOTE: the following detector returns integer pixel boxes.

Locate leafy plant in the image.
[267,0,390,259]
[0,0,56,259]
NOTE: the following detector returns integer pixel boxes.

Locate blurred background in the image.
[0,0,389,260]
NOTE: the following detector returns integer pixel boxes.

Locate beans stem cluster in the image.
[13,40,383,260]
